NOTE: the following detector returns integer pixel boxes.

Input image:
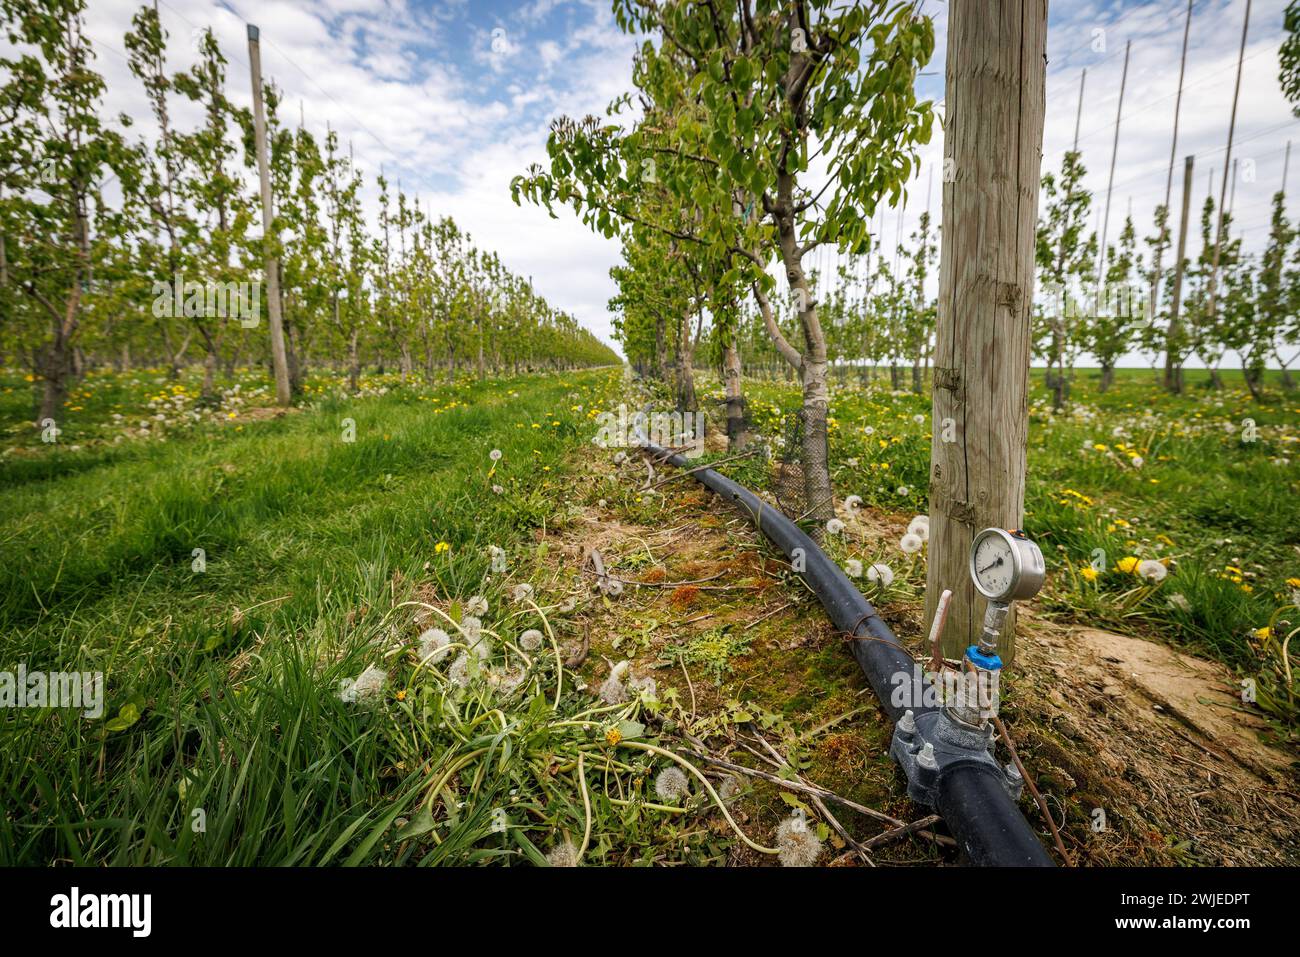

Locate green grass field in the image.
[1,365,635,864]
[1,363,1296,865]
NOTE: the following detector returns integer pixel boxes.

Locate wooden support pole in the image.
[1150,0,1194,321]
[927,0,1048,665]
[1096,40,1131,288]
[247,24,292,407]
[1204,0,1252,327]
[1073,68,1086,152]
[1166,154,1195,394]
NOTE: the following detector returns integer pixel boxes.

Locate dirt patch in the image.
[1006,611,1299,865]
[536,439,1299,866]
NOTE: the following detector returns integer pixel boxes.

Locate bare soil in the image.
[536,442,1300,866]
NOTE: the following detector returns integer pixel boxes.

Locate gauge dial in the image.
[972,531,1016,600]
[969,528,1045,602]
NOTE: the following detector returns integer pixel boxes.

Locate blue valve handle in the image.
[965,645,1003,671]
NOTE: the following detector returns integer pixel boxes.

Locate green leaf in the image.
[615,719,645,740]
[396,803,436,840]
[104,702,141,733]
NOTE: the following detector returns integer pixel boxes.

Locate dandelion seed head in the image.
[776,815,823,867]
[519,628,544,652]
[599,675,628,704]
[341,665,386,706]
[654,767,691,802]
[417,628,452,664]
[826,518,846,535]
[844,558,864,578]
[900,533,924,554]
[867,563,895,586]
[448,653,473,688]
[465,595,489,616]
[546,838,579,867]
[1137,559,1167,583]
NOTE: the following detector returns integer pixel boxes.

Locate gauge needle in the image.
[978,557,1004,575]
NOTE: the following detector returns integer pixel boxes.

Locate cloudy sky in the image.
[74,0,1299,362]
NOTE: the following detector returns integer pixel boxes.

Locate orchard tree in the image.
[1181,198,1236,389]
[1256,190,1297,390]
[1088,214,1141,392]
[1035,150,1096,410]
[517,0,934,520]
[321,129,368,391]
[172,23,255,398]
[1281,0,1299,115]
[125,3,196,383]
[904,209,936,392]
[1,0,136,424]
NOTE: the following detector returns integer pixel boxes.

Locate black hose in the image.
[641,442,1053,867]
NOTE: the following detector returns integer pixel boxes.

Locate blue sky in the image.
[74,0,1300,364]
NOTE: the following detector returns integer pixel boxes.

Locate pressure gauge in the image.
[969,528,1045,603]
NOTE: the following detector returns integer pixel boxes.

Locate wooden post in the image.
[1096,40,1131,288]
[1072,69,1086,151]
[1204,0,1251,327]
[247,24,292,407]
[1166,154,1195,393]
[1150,0,1194,322]
[927,0,1047,666]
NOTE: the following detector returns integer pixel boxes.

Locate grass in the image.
[723,365,1300,733]
[3,365,733,865]
[2,360,1295,867]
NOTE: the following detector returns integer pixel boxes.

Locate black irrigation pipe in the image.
[640,442,1054,867]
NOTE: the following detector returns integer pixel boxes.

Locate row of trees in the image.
[0,0,616,424]
[711,141,1298,409]
[546,3,1298,424]
[1034,147,1299,406]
